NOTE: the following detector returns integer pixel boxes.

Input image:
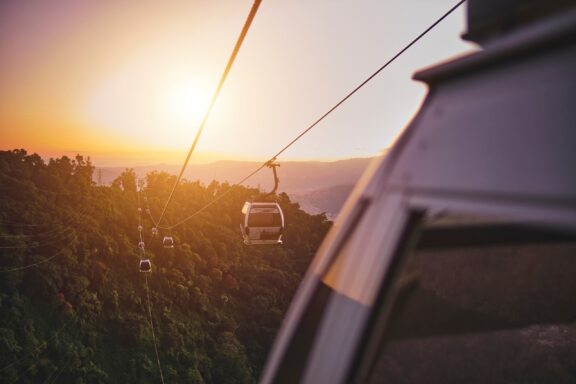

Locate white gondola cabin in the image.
[138,241,145,251]
[163,236,174,248]
[240,201,284,245]
[139,259,151,273]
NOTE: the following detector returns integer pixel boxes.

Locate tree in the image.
[111,168,137,192]
[0,150,332,383]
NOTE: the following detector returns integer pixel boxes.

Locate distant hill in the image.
[96,158,372,192]
[95,157,376,218]
[291,185,355,220]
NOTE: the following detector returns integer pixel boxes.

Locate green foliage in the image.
[0,150,331,383]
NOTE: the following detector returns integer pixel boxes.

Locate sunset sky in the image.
[0,0,473,166]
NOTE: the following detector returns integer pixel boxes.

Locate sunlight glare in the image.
[164,84,211,128]
[85,57,215,151]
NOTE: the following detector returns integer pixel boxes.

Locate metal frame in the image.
[260,8,576,384]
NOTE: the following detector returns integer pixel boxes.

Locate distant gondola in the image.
[139,259,152,273]
[163,236,174,248]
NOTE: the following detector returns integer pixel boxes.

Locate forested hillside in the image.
[0,149,331,383]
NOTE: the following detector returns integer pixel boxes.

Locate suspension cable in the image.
[155,0,263,228]
[0,207,86,250]
[0,317,78,373]
[0,227,75,249]
[42,356,72,384]
[159,0,466,230]
[136,186,165,383]
[0,245,73,273]
[271,0,466,161]
[145,273,166,384]
[143,190,160,231]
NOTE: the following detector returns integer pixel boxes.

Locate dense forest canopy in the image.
[0,149,331,383]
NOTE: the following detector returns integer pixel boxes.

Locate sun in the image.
[86,59,216,150]
[163,83,211,128]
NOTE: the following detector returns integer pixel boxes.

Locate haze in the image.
[0,0,473,166]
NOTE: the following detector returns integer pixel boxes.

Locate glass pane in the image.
[367,214,576,383]
[248,212,280,227]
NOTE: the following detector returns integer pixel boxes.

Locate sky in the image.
[0,0,474,166]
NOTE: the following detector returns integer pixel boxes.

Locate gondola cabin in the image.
[240,201,284,245]
[139,259,151,273]
[260,2,576,383]
[163,236,174,248]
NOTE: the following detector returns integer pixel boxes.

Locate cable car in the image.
[138,225,143,232]
[240,201,284,245]
[151,227,158,236]
[138,241,145,251]
[139,259,151,273]
[260,4,576,383]
[163,236,174,248]
[239,159,285,245]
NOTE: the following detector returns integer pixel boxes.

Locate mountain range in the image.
[95,157,375,219]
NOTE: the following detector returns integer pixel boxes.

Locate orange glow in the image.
[85,59,215,150]
[0,1,472,165]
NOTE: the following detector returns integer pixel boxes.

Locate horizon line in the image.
[1,147,387,168]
